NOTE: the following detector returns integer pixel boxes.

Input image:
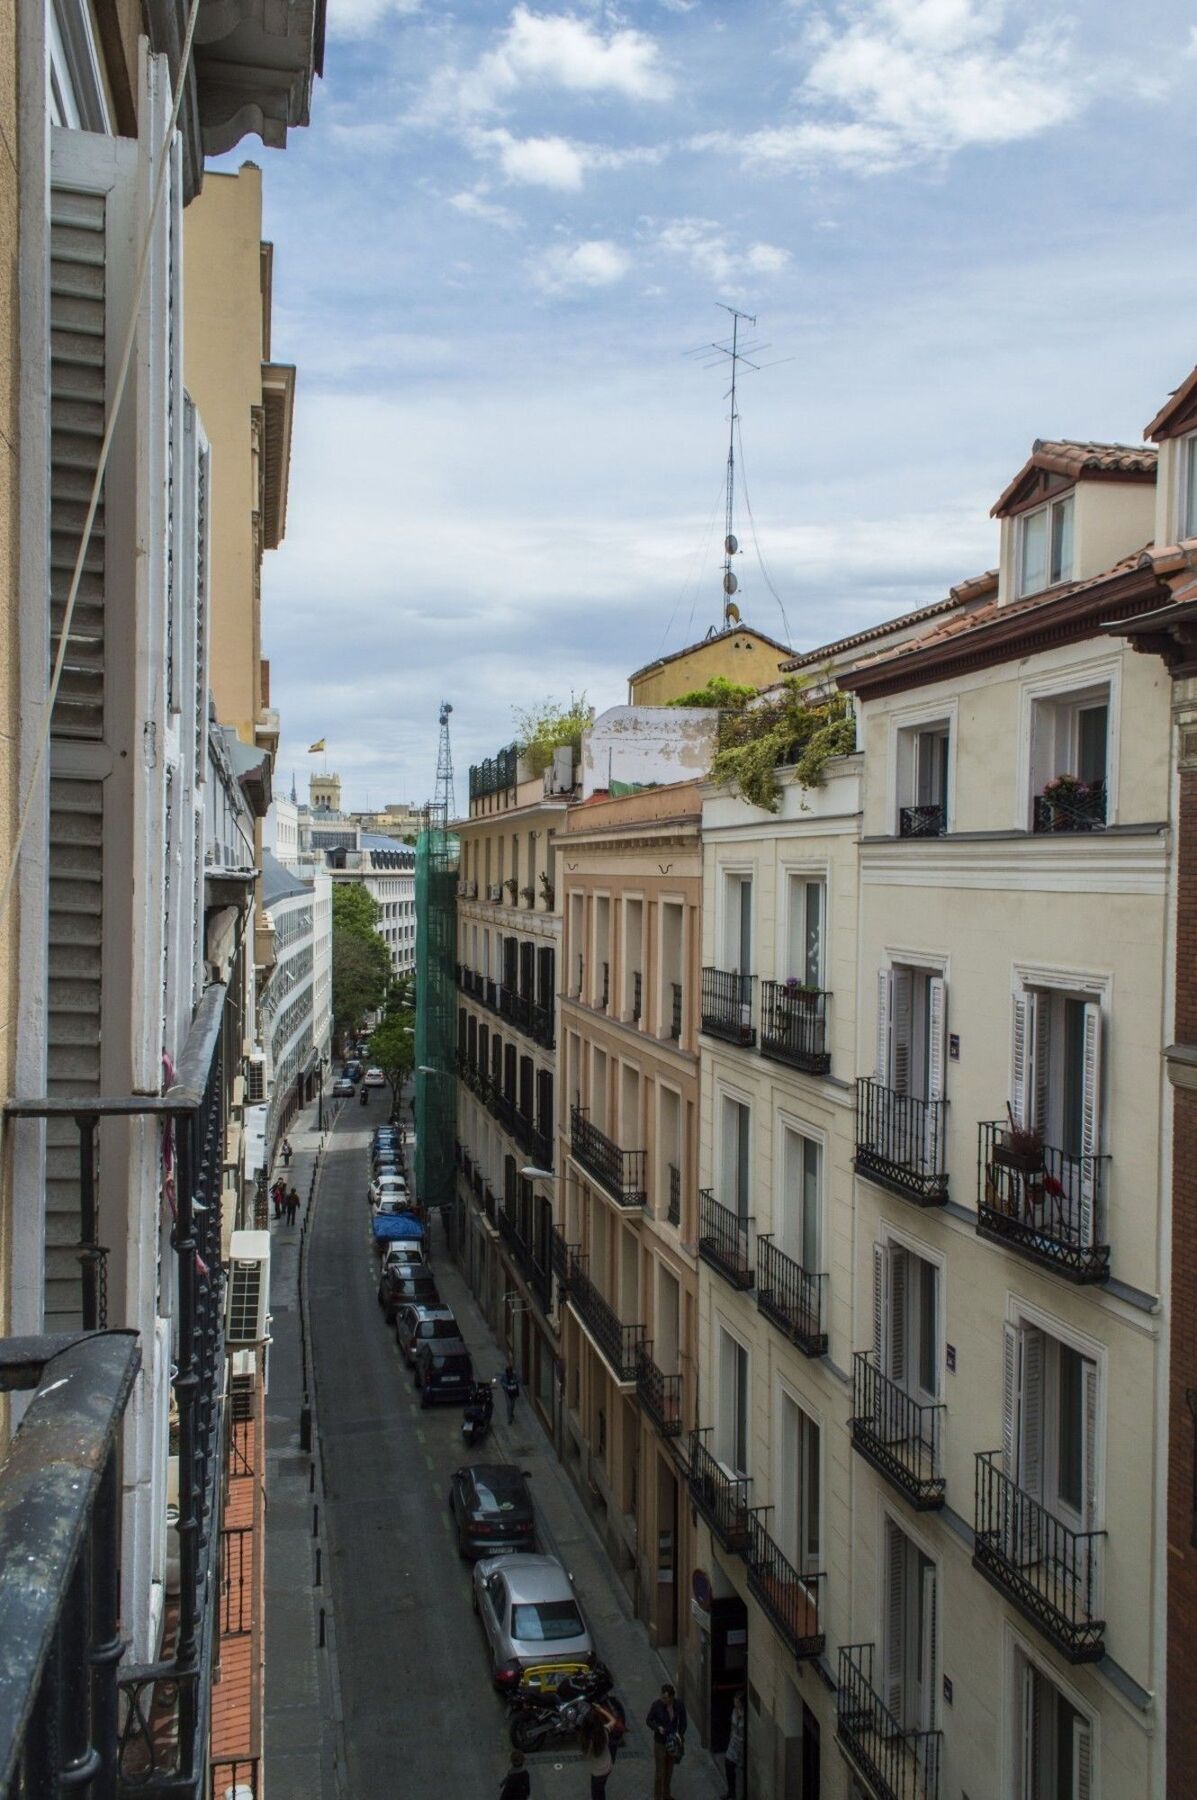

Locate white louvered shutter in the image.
[1020,1325,1045,1506]
[883,1518,907,1723]
[888,1247,908,1388]
[1002,1322,1020,1479]
[926,976,946,1103]
[918,1562,938,1733]
[876,968,891,1082]
[891,968,913,1096]
[1079,1003,1102,1249]
[1011,991,1033,1128]
[1072,1715,1092,1800]
[872,1242,887,1363]
[1081,1356,1100,1532]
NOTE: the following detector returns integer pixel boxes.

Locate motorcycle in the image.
[507,1663,624,1754]
[461,1380,494,1448]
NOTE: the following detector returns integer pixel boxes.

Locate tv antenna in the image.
[435,700,455,822]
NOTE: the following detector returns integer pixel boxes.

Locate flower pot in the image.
[992,1139,1045,1176]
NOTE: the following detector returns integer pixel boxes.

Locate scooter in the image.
[359,1085,370,1106]
[461,1380,494,1448]
[507,1664,623,1753]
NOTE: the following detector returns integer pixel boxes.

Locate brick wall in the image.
[1168,767,1197,1796]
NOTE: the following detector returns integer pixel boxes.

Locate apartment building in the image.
[453,741,571,1430]
[556,778,705,1648]
[259,851,333,1154]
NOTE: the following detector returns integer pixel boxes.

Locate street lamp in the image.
[317,1054,326,1132]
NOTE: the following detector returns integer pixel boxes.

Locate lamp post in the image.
[317,1054,326,1133]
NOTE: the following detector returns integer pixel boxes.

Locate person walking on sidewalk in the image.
[724,1691,745,1800]
[580,1712,612,1800]
[646,1684,687,1800]
[500,1362,520,1425]
[281,1137,292,1167]
[285,1188,300,1227]
[498,1749,530,1800]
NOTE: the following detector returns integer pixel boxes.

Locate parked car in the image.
[450,1464,536,1560]
[371,1150,404,1176]
[378,1265,439,1321]
[414,1337,474,1406]
[364,1066,386,1088]
[471,1554,593,1684]
[382,1241,426,1272]
[344,1061,363,1083]
[396,1303,458,1363]
[372,1129,402,1152]
[370,1174,409,1208]
[331,1077,355,1098]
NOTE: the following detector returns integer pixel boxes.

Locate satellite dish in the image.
[725,534,738,555]
[723,571,738,595]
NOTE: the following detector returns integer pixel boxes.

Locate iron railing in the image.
[570,1106,646,1208]
[667,1162,681,1227]
[855,1079,948,1205]
[701,967,755,1046]
[836,1644,942,1800]
[746,1515,824,1661]
[601,961,610,1010]
[211,1759,260,1800]
[670,982,682,1041]
[977,1122,1110,1283]
[632,971,642,1023]
[698,1189,754,1290]
[850,1353,945,1510]
[469,742,519,800]
[973,1451,1105,1662]
[563,1250,646,1383]
[220,1524,253,1637]
[687,1432,751,1553]
[898,804,946,838]
[637,1346,683,1439]
[1032,778,1106,834]
[529,1000,555,1049]
[759,982,831,1076]
[756,1237,827,1357]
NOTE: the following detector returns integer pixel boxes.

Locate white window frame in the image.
[718,864,755,974]
[874,1224,945,1406]
[887,699,959,836]
[774,1108,825,1272]
[1003,1295,1106,1534]
[878,1507,940,1736]
[781,864,829,989]
[1016,490,1076,598]
[1017,659,1121,829]
[718,1086,753,1220]
[49,0,112,132]
[875,954,949,1105]
[1004,1628,1096,1800]
[1179,430,1197,542]
[715,1316,751,1478]
[776,1376,823,1575]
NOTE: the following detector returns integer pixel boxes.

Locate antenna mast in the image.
[435,700,455,823]
[721,304,755,627]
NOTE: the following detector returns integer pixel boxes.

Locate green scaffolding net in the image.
[414,809,458,1214]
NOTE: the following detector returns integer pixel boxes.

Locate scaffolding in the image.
[414,800,458,1215]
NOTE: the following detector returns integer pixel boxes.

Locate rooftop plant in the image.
[710,676,855,813]
[512,693,593,777]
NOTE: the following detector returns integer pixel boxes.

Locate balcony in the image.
[855,1080,948,1206]
[570,1106,646,1209]
[973,1451,1105,1662]
[756,1237,827,1357]
[670,982,683,1041]
[698,1189,754,1291]
[637,1345,684,1439]
[746,1515,825,1661]
[836,1645,942,1800]
[497,1210,552,1313]
[562,1250,645,1383]
[1032,777,1106,834]
[850,1353,945,1510]
[977,1122,1110,1284]
[667,1162,681,1228]
[484,976,499,1013]
[687,1431,752,1553]
[632,970,642,1024]
[601,961,610,1010]
[529,1000,555,1049]
[759,981,831,1076]
[701,967,755,1047]
[898,804,945,839]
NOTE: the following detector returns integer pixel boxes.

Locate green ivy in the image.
[709,678,855,812]
[667,676,757,711]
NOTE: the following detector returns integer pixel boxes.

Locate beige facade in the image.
[556,782,704,1647]
[628,624,792,706]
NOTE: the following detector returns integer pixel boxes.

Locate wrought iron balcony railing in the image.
[701,967,755,1046]
[601,961,610,1011]
[498,1209,551,1310]
[756,1237,827,1357]
[745,1514,825,1661]
[1032,777,1106,834]
[973,1451,1105,1662]
[836,1644,942,1800]
[529,1000,555,1049]
[850,1353,945,1510]
[562,1248,645,1383]
[670,982,682,1041]
[667,1162,681,1227]
[977,1122,1110,1283]
[632,971,642,1023]
[687,1431,751,1553]
[898,804,946,838]
[759,981,831,1076]
[550,1223,578,1287]
[855,1079,948,1206]
[698,1189,754,1290]
[570,1106,646,1208]
[637,1345,683,1439]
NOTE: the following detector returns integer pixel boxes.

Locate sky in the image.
[220,0,1197,815]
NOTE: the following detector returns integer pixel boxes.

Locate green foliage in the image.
[667,676,756,711]
[332,883,381,938]
[368,1010,415,1108]
[710,679,856,813]
[331,885,391,1039]
[512,693,593,777]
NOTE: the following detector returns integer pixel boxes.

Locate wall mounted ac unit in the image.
[226,1230,271,1345]
[487,884,502,903]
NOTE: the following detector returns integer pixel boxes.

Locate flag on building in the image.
[308,738,325,753]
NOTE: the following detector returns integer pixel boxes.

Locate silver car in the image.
[471,1553,594,1686]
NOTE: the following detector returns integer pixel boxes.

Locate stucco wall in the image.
[0,0,16,1345]
[582,706,717,799]
[629,629,790,706]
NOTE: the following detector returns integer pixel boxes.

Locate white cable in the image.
[0,0,203,933]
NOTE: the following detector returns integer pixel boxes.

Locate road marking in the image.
[415,1428,426,1445]
[423,1452,434,1472]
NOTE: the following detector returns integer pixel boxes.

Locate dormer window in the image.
[1181,433,1197,540]
[1017,493,1074,598]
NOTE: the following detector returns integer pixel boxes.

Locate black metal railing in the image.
[211,1760,260,1800]
[836,1644,942,1800]
[469,742,519,800]
[485,975,499,1012]
[632,971,642,1023]
[667,1162,681,1227]
[977,1122,1110,1283]
[899,804,946,838]
[550,1224,578,1288]
[220,1524,253,1637]
[973,1451,1105,1662]
[529,1000,555,1049]
[1033,777,1106,834]
[850,1353,945,1510]
[563,1251,645,1382]
[498,1208,548,1316]
[756,1237,826,1357]
[698,1189,753,1289]
[601,961,610,1010]
[701,967,755,1046]
[637,1346,683,1439]
[687,1432,751,1552]
[855,1079,948,1205]
[570,1106,646,1208]
[759,981,831,1076]
[670,982,682,1041]
[746,1515,824,1660]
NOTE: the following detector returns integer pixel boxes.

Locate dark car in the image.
[331,1077,355,1098]
[378,1264,439,1322]
[414,1338,474,1407]
[371,1149,404,1175]
[344,1061,363,1083]
[449,1463,536,1559]
[395,1303,459,1363]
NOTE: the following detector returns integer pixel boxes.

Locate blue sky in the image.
[231,0,1197,814]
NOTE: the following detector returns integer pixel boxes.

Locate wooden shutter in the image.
[891,968,913,1096]
[1072,1715,1092,1800]
[888,1248,908,1387]
[1081,1356,1100,1532]
[918,1562,937,1733]
[1002,1322,1021,1479]
[875,969,891,1082]
[1021,1659,1041,1800]
[1011,991,1033,1128]
[1020,1325,1045,1503]
[1032,998,1052,1139]
[926,976,946,1103]
[1079,1003,1102,1247]
[872,1243,887,1366]
[882,1518,907,1723]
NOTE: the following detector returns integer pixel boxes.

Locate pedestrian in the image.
[646,1683,687,1800]
[580,1712,612,1800]
[724,1691,745,1800]
[285,1188,299,1227]
[498,1749,530,1800]
[281,1137,292,1167]
[271,1179,284,1221]
[500,1362,520,1425]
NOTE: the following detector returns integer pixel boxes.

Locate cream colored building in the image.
[628,623,792,706]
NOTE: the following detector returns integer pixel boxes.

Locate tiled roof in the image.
[992,439,1157,516]
[779,575,996,672]
[1144,366,1197,440]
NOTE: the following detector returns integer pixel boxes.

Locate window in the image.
[779,1393,821,1572]
[1012,987,1102,1230]
[882,1519,937,1734]
[1182,434,1197,540]
[723,873,753,973]
[1003,1320,1099,1529]
[1015,1651,1092,1800]
[723,1097,751,1218]
[1029,685,1110,829]
[717,1328,749,1475]
[1018,493,1075,597]
[785,875,825,988]
[876,966,946,1104]
[780,1128,820,1272]
[873,1242,940,1403]
[896,723,950,836]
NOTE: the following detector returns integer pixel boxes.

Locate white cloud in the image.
[440,5,674,119]
[469,127,668,189]
[653,217,791,289]
[1185,24,1197,58]
[447,185,521,227]
[529,238,632,294]
[328,0,421,41]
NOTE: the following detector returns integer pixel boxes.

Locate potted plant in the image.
[992,1106,1045,1175]
[520,885,536,907]
[539,871,555,909]
[783,977,819,1010]
[503,877,519,901]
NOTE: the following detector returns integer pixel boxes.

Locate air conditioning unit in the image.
[245,1052,266,1104]
[464,880,478,899]
[226,1230,271,1346]
[487,884,502,903]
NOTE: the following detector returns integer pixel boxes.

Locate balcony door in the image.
[722,1097,751,1221]
[723,873,753,975]
[778,1393,820,1576]
[877,966,946,1104]
[1012,989,1102,1243]
[882,1518,937,1735]
[779,1128,820,1273]
[717,1328,749,1477]
[1003,1322,1099,1538]
[873,1242,939,1409]
[1016,1651,1092,1800]
[785,875,825,988]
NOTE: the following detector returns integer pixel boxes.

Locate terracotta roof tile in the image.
[991,439,1157,517]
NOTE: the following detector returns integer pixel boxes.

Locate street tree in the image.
[332,929,390,1045]
[367,1010,415,1117]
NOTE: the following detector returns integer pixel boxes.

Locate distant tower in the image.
[434,702,455,821]
[310,771,342,815]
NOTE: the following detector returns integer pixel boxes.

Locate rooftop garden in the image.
[670,673,855,813]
